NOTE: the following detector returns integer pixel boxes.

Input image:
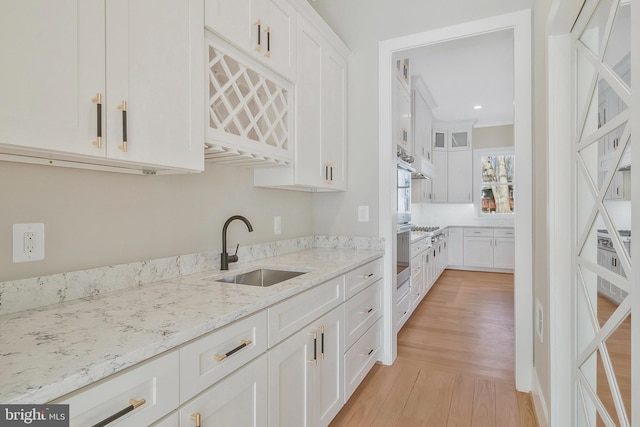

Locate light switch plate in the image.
[13,223,45,262]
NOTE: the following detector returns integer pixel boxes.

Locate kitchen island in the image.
[0,247,383,406]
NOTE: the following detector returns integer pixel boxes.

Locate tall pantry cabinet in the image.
[0,0,204,172]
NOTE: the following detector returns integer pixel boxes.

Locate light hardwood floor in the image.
[330,269,538,427]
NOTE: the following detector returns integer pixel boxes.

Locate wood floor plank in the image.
[517,391,539,427]
[471,378,496,427]
[330,270,538,427]
[446,374,476,427]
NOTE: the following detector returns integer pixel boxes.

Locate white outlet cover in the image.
[274,216,282,235]
[13,223,45,262]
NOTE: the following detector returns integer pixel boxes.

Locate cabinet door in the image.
[204,0,259,51]
[463,237,493,268]
[261,0,296,80]
[295,19,323,187]
[314,306,345,427]
[106,0,203,171]
[413,89,432,161]
[449,129,471,151]
[447,150,472,203]
[0,0,105,157]
[411,177,432,203]
[268,322,315,427]
[179,354,268,427]
[432,150,448,202]
[447,228,464,266]
[321,47,347,189]
[394,80,412,154]
[433,129,447,151]
[493,237,515,269]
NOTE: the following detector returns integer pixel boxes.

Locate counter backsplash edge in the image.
[0,235,384,316]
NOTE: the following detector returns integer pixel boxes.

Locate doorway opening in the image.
[377,10,533,394]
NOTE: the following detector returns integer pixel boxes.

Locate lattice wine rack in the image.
[204,41,293,168]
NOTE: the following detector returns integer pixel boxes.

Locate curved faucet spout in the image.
[221,215,254,270]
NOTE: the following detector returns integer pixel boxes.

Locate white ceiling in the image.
[401,29,514,128]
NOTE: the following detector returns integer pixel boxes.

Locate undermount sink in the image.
[217,269,306,287]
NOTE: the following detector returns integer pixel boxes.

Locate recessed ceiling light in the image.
[473,105,483,110]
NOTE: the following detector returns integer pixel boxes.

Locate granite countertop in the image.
[0,248,383,404]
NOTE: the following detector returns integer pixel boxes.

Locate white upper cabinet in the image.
[204,0,296,80]
[0,0,105,157]
[106,0,204,172]
[0,0,204,173]
[393,78,412,155]
[447,150,472,203]
[253,9,349,191]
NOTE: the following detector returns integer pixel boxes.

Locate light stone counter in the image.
[0,248,383,404]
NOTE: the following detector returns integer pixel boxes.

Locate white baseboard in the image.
[531,368,550,427]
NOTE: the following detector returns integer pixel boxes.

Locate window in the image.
[476,149,514,215]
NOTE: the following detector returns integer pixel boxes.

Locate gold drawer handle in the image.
[91,398,146,427]
[190,413,201,427]
[213,339,252,362]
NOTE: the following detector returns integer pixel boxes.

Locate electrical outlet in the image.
[13,223,45,262]
[535,299,543,343]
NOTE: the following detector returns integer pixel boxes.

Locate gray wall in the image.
[473,124,514,148]
[1,161,313,281]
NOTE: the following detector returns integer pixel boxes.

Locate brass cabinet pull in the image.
[319,326,325,360]
[255,19,261,51]
[213,339,252,362]
[264,26,271,57]
[190,413,202,427]
[91,93,103,148]
[309,331,317,365]
[91,398,146,427]
[117,101,128,152]
[361,348,374,357]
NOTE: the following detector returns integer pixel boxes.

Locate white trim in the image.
[378,9,533,389]
[532,367,550,427]
[546,32,574,427]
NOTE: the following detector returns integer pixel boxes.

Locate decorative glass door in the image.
[572,0,633,425]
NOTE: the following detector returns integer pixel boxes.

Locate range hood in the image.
[411,156,435,179]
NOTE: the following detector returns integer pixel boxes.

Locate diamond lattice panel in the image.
[205,43,292,167]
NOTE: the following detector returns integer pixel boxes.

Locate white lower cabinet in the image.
[344,280,382,349]
[268,305,344,427]
[179,354,268,427]
[57,351,179,427]
[152,412,179,427]
[462,228,514,271]
[344,319,382,400]
[447,227,464,267]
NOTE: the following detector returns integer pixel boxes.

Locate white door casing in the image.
[378,10,533,392]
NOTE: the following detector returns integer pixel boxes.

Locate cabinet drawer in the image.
[179,354,268,427]
[151,411,179,427]
[345,258,383,299]
[268,275,344,347]
[411,238,429,257]
[58,351,179,427]
[494,228,514,238]
[344,319,382,400]
[395,292,412,331]
[344,280,382,350]
[180,310,267,403]
[463,227,493,237]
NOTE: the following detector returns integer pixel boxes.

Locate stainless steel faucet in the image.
[221,215,254,270]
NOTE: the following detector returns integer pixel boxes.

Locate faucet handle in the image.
[228,243,239,263]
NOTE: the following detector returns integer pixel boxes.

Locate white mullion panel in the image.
[577,371,618,427]
[598,342,631,427]
[575,108,629,152]
[578,256,631,294]
[574,41,601,137]
[576,297,631,366]
[577,266,601,332]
